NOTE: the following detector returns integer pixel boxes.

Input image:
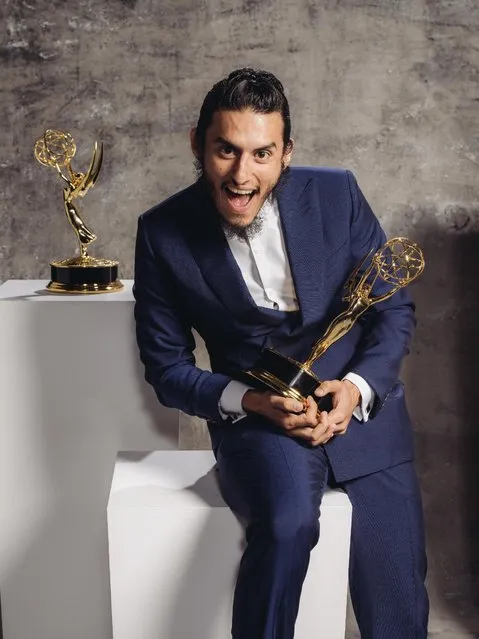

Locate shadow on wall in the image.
[405,218,479,634]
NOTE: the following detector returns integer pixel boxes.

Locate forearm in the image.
[143,356,233,422]
[346,289,416,403]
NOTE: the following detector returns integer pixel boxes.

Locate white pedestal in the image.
[0,280,178,639]
[108,451,352,639]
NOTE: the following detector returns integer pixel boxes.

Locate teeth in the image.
[226,187,255,195]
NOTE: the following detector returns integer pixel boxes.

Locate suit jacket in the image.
[134,167,417,482]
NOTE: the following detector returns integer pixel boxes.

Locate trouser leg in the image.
[341,461,429,639]
[215,427,330,639]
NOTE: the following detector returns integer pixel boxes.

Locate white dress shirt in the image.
[218,196,374,422]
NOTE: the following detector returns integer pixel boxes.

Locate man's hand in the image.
[314,379,361,435]
[241,390,335,446]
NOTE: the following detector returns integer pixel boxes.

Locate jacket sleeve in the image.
[133,214,233,422]
[344,171,417,417]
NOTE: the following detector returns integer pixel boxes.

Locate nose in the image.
[230,153,251,185]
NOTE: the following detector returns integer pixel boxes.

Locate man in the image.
[134,68,428,638]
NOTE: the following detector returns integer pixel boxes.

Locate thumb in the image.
[315,380,341,397]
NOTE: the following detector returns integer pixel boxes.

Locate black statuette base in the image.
[244,348,333,411]
[47,259,123,294]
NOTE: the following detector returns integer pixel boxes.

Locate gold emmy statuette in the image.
[244,237,425,404]
[34,129,123,293]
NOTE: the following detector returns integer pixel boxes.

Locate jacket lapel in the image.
[277,172,325,326]
[185,173,327,325]
[185,182,258,319]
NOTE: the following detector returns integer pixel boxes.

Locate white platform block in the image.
[108,451,352,639]
[0,280,178,639]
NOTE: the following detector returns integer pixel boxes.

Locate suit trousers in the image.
[215,424,429,639]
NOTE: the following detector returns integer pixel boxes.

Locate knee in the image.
[261,507,319,548]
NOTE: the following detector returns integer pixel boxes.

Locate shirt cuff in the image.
[218,380,253,423]
[343,372,375,423]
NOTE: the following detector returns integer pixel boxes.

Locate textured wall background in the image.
[1,0,479,637]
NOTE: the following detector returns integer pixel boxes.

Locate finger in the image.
[304,395,319,421]
[311,434,334,447]
[283,397,307,414]
[276,412,300,431]
[328,407,347,425]
[308,416,334,446]
[310,432,334,446]
[282,412,316,430]
[332,419,350,435]
[283,397,335,431]
[287,409,327,438]
[319,409,330,426]
[314,379,342,398]
[287,397,321,429]
[270,394,304,414]
[287,426,319,440]
[288,424,333,444]
[280,407,315,430]
[312,409,330,430]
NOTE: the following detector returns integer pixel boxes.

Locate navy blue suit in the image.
[134,167,428,638]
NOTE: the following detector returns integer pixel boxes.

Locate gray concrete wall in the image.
[1,1,479,637]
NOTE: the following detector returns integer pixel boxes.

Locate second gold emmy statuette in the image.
[244,237,425,405]
[34,129,123,294]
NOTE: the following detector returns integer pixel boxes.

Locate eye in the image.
[256,149,271,161]
[219,144,236,157]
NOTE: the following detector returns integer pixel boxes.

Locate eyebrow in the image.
[214,137,277,152]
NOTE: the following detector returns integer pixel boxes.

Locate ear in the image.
[190,128,200,159]
[282,138,294,168]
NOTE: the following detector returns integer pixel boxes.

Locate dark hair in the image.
[194,68,292,155]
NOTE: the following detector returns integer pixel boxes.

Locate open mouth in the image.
[223,185,258,211]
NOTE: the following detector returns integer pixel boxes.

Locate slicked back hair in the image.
[194,68,292,156]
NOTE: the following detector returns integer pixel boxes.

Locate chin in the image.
[225,211,256,227]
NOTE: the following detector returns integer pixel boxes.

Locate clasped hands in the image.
[243,379,361,446]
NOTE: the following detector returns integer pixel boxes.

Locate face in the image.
[191,108,293,229]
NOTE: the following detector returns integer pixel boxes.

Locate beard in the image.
[194,160,291,241]
[221,204,266,241]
